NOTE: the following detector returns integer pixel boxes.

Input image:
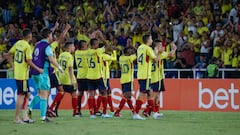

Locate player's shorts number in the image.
[15,49,24,63]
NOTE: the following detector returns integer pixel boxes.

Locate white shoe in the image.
[101,114,112,118]
[89,115,96,119]
[152,112,163,119]
[133,114,146,120]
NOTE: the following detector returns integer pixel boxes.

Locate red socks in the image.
[102,96,108,114]
[155,100,160,113]
[72,97,78,115]
[95,95,102,113]
[88,97,95,115]
[49,92,64,110]
[107,95,114,112]
[115,98,126,114]
[148,99,156,112]
[127,99,134,113]
[135,99,143,114]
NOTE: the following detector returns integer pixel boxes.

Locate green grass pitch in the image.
[0,110,240,135]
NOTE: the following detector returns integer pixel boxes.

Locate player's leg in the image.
[87,80,97,118]
[48,73,64,113]
[22,91,33,123]
[39,73,51,122]
[77,79,87,116]
[14,80,26,123]
[98,78,112,118]
[106,79,114,113]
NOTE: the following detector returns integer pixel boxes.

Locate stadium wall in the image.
[0,79,240,112]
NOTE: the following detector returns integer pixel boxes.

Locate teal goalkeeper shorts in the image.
[32,73,51,91]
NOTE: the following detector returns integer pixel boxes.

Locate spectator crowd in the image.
[0,0,240,78]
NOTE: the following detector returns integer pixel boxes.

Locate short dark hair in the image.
[22,28,32,38]
[40,27,52,38]
[78,40,87,49]
[64,41,74,48]
[90,38,98,46]
[152,39,161,48]
[142,34,151,44]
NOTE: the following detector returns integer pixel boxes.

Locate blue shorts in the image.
[63,85,76,93]
[138,79,150,93]
[151,82,160,92]
[32,73,50,91]
[77,79,88,91]
[49,73,61,88]
[160,79,165,91]
[121,82,133,93]
[88,78,106,92]
[15,80,30,95]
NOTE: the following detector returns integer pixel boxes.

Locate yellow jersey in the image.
[50,41,59,73]
[151,52,169,83]
[213,46,221,59]
[86,48,105,79]
[58,52,76,85]
[9,40,32,80]
[101,51,117,79]
[119,55,136,84]
[232,55,240,68]
[137,44,156,79]
[75,50,89,79]
[223,48,233,66]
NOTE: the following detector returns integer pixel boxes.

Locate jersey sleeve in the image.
[45,45,54,56]
[160,51,169,60]
[96,47,105,55]
[102,51,117,61]
[9,44,16,54]
[68,55,74,67]
[148,47,156,59]
[25,45,33,60]
[130,55,137,62]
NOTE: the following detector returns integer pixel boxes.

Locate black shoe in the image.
[78,111,82,117]
[23,119,34,124]
[94,111,102,116]
[41,118,51,123]
[47,109,57,117]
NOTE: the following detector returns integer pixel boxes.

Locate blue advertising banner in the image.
[0,79,57,109]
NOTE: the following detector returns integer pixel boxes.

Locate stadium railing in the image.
[0,68,239,79]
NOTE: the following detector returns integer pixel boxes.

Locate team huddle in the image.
[9,25,176,123]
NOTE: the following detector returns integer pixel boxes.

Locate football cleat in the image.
[89,115,97,119]
[133,114,146,120]
[142,111,150,117]
[101,114,112,118]
[152,112,163,119]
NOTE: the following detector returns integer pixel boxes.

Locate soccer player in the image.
[75,40,89,116]
[133,34,161,120]
[114,47,136,117]
[86,38,111,118]
[8,28,43,124]
[98,46,117,114]
[58,42,79,117]
[30,28,63,122]
[47,23,71,117]
[142,40,176,117]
